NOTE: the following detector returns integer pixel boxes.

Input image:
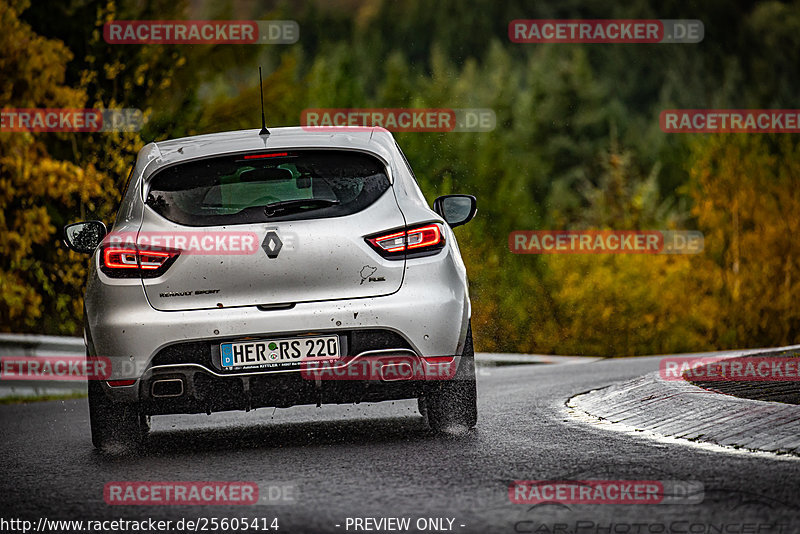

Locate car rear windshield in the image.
[145,150,390,225]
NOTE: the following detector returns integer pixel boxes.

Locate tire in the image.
[425,324,477,432]
[88,380,148,450]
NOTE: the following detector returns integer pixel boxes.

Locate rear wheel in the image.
[425,324,477,432]
[88,380,148,450]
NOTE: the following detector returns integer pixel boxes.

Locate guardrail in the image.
[0,334,597,399]
[0,334,86,398]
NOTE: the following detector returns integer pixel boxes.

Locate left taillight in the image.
[99,245,179,278]
[365,223,446,259]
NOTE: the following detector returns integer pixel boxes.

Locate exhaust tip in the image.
[151,378,184,398]
[379,362,414,382]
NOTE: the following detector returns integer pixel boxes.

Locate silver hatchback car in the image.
[64,126,477,448]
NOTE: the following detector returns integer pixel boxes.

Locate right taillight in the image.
[365,223,445,259]
[99,245,179,278]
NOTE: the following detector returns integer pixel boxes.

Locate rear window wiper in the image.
[262,198,340,217]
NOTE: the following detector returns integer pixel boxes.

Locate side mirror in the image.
[63,221,107,254]
[433,194,477,228]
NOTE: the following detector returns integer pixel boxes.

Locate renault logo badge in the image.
[261,231,283,259]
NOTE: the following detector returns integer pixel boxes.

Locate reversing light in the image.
[369,230,406,253]
[366,223,445,259]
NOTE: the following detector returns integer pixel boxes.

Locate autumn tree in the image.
[0,0,113,333]
[688,134,800,348]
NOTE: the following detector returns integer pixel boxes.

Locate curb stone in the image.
[569,370,800,456]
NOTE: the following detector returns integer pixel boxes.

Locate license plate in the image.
[220,335,340,370]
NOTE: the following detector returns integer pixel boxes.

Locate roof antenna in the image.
[258,67,270,135]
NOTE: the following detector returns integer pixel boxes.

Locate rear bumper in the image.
[85,252,470,404]
[134,351,460,415]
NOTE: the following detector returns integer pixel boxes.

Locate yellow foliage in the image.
[0,0,120,333]
[688,134,800,347]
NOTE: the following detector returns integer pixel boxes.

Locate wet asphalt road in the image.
[1,356,799,534]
